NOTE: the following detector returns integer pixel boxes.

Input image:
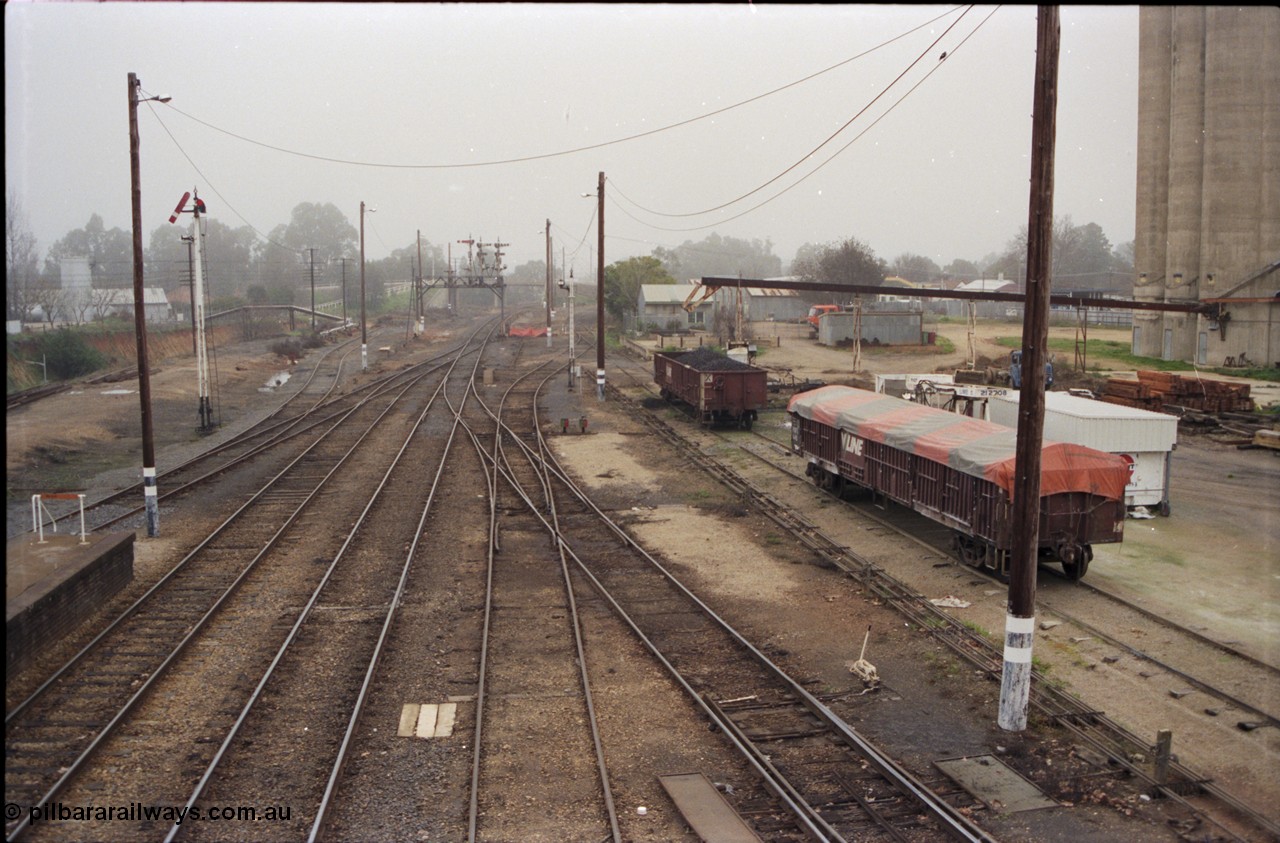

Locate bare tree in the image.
[6,190,40,322]
[28,280,67,328]
[88,286,118,322]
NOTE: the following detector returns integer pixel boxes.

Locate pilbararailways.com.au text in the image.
[9,801,291,825]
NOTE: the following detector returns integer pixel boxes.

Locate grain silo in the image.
[1133,7,1280,366]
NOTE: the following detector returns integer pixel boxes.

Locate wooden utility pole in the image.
[999,5,1059,733]
[360,202,367,369]
[308,247,316,331]
[127,71,160,537]
[338,257,350,327]
[596,171,606,401]
[546,218,553,347]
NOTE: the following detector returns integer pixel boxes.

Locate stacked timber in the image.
[1101,371,1254,414]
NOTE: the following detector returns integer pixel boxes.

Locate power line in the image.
[606,7,998,234]
[144,6,967,172]
[608,5,979,220]
[146,101,305,257]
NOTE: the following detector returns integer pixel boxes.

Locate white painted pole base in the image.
[361,344,368,370]
[596,368,605,402]
[998,612,1034,731]
[143,465,159,537]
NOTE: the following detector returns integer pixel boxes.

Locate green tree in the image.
[145,224,191,292]
[791,237,886,302]
[889,253,942,285]
[44,214,133,287]
[943,258,980,281]
[202,219,257,296]
[652,233,781,282]
[279,202,358,266]
[503,259,549,307]
[604,255,675,324]
[252,225,305,289]
[989,216,1128,292]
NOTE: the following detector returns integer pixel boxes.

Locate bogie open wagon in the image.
[654,349,769,430]
[789,386,1128,580]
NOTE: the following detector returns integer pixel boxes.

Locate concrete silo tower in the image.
[1133,7,1280,366]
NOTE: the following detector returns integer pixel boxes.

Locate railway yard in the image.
[5,311,1279,842]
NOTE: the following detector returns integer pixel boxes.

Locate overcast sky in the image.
[6,3,1138,277]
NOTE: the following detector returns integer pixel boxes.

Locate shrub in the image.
[269,338,303,360]
[39,329,107,380]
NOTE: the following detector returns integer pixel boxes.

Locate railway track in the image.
[165,324,493,843]
[735,420,1280,732]
[617,360,1280,723]
[17,328,444,538]
[457,354,622,842]
[608,356,1279,841]
[460,366,997,841]
[4,325,496,842]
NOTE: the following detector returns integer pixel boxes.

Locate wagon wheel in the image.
[954,535,979,567]
[1061,547,1091,581]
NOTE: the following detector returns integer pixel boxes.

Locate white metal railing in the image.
[31,493,88,544]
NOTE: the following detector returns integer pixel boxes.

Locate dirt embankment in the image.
[7,325,242,392]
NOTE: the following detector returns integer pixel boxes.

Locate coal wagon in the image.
[789,385,1128,580]
[654,348,769,429]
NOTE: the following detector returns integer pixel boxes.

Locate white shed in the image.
[987,391,1178,514]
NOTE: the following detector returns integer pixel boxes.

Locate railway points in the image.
[6,313,1277,842]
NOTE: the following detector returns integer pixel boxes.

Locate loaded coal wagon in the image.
[789,385,1128,580]
[654,348,769,429]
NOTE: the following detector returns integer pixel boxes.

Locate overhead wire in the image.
[139,6,986,262]
[607,6,999,235]
[145,99,305,257]
[144,6,966,172]
[607,5,977,220]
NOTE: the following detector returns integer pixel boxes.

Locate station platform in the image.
[6,529,134,679]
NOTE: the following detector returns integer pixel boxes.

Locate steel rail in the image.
[4,352,456,841]
[606,380,1278,842]
[5,363,447,841]
[39,330,470,535]
[481,430,920,841]
[475,375,993,842]
[469,359,623,843]
[4,341,466,727]
[455,353,623,843]
[725,416,1280,730]
[22,334,359,537]
[624,360,1280,688]
[162,323,493,843]
[305,320,499,843]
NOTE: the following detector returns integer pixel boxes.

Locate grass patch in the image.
[996,336,1280,380]
[996,336,1194,371]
